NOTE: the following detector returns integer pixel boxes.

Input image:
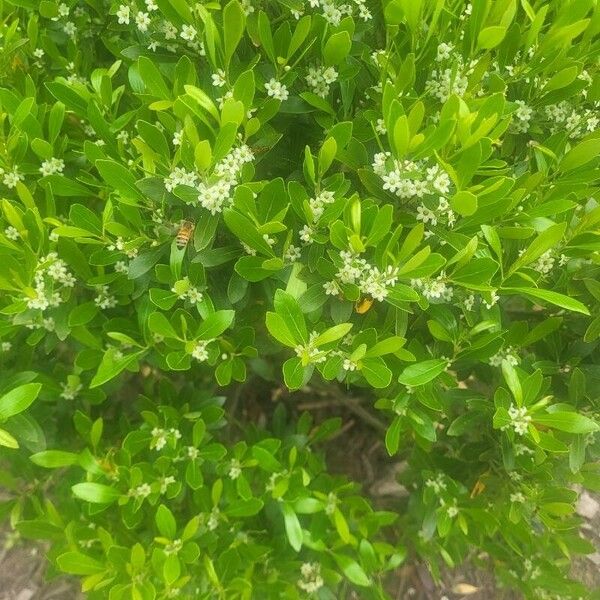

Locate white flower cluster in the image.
[192,339,212,362]
[228,458,242,480]
[1,166,24,189]
[501,404,531,436]
[374,154,452,205]
[150,427,181,451]
[198,144,254,214]
[425,58,472,102]
[25,253,76,311]
[308,190,336,221]
[207,506,220,531]
[295,331,328,365]
[332,250,400,302]
[411,272,453,302]
[264,78,289,101]
[94,285,117,309]
[305,65,338,97]
[39,157,65,176]
[436,42,454,62]
[107,236,138,259]
[164,539,183,556]
[115,4,204,54]
[425,473,447,494]
[60,377,82,400]
[129,483,152,499]
[324,492,338,515]
[489,346,520,367]
[545,101,599,138]
[512,100,533,133]
[534,250,555,275]
[171,277,203,304]
[164,167,198,193]
[4,226,20,241]
[297,562,324,594]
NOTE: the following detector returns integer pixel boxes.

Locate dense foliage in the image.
[1,0,600,598]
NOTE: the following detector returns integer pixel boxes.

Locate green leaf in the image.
[0,383,42,421]
[385,416,402,455]
[148,312,179,339]
[361,357,392,388]
[323,31,352,66]
[281,502,303,551]
[533,412,598,434]
[393,115,410,158]
[398,359,447,386]
[223,1,245,67]
[138,56,171,99]
[90,350,144,388]
[156,504,177,539]
[478,25,507,49]
[560,138,600,172]
[95,159,144,205]
[502,287,589,315]
[450,191,477,216]
[226,498,264,517]
[313,323,353,347]
[274,289,307,343]
[501,360,522,405]
[57,551,105,575]
[0,428,18,448]
[332,553,370,587]
[196,310,235,339]
[283,357,306,390]
[30,450,79,468]
[318,137,337,178]
[72,482,120,504]
[266,312,297,347]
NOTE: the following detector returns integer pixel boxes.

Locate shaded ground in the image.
[1,381,598,599]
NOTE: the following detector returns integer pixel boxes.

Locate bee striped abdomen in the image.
[176,220,195,249]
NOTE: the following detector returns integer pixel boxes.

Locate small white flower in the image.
[3,167,24,189]
[180,24,197,42]
[4,226,20,240]
[264,78,289,101]
[510,491,526,503]
[135,11,151,32]
[342,358,357,372]
[145,0,158,10]
[228,459,242,480]
[436,42,454,61]
[117,4,131,25]
[375,118,387,134]
[1,341,13,352]
[284,244,301,263]
[39,157,65,177]
[211,69,227,88]
[299,225,314,244]
[33,48,45,58]
[172,130,183,146]
[192,340,210,362]
[323,280,338,296]
[63,21,76,37]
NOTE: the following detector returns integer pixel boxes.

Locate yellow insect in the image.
[355,296,375,314]
[176,220,195,249]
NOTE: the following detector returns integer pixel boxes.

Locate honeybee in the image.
[176,220,195,249]
[355,296,375,314]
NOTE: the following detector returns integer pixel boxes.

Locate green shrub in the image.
[1,0,599,598]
